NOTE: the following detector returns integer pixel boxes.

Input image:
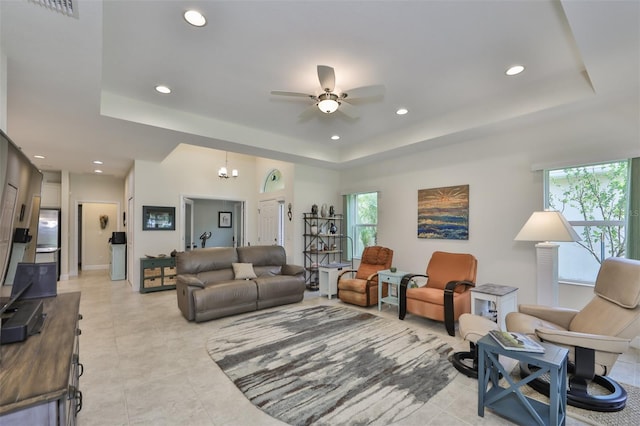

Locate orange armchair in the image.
[337,246,393,307]
[399,251,477,336]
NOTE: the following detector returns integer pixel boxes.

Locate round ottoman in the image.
[451,313,499,378]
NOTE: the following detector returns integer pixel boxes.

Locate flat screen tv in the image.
[142,206,175,231]
[11,262,57,299]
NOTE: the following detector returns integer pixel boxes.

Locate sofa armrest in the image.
[177,274,205,289]
[282,264,305,276]
[518,304,579,330]
[536,327,631,355]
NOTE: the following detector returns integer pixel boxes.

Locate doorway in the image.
[181,197,244,250]
[258,199,285,246]
[75,201,120,273]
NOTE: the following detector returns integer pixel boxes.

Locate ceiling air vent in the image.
[30,0,78,18]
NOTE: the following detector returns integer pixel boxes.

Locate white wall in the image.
[339,102,639,307]
[129,147,343,288]
[81,202,118,269]
[132,145,258,291]
[292,164,341,267]
[192,198,237,247]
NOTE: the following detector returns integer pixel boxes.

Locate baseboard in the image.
[81,264,109,271]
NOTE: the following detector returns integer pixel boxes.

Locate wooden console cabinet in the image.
[0,292,82,425]
[140,257,177,293]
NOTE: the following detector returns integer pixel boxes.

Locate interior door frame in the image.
[183,197,194,251]
[180,195,245,249]
[72,200,121,276]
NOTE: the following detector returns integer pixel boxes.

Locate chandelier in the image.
[218,152,238,179]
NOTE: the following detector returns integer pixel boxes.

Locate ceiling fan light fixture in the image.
[317,93,340,114]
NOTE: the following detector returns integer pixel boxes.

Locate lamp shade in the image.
[514,211,581,242]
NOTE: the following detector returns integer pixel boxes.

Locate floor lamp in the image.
[515,211,581,306]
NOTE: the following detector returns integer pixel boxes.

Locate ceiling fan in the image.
[271,65,385,119]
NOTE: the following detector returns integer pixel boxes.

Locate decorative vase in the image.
[311,204,318,215]
[310,224,318,235]
[320,203,328,217]
[329,205,335,217]
[329,223,337,235]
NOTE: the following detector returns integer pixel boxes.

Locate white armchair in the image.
[506,257,640,412]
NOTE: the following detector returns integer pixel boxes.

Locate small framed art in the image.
[219,211,232,228]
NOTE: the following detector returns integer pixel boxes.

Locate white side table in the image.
[318,262,351,299]
[471,283,518,330]
[378,269,409,311]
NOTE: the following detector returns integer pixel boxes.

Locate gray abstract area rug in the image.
[505,368,640,425]
[206,305,457,426]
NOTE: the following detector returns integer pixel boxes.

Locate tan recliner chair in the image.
[337,246,393,307]
[399,251,477,336]
[506,257,640,412]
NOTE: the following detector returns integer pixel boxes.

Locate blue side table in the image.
[477,334,568,425]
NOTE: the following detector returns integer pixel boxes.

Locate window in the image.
[545,160,629,283]
[345,192,378,258]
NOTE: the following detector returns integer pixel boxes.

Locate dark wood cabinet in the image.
[0,292,82,425]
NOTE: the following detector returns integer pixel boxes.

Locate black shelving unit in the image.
[303,213,345,290]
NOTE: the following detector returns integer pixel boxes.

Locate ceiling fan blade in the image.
[338,101,359,119]
[343,84,386,100]
[317,65,335,92]
[298,103,319,121]
[271,90,314,98]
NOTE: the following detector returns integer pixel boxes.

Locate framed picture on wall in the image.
[142,205,176,230]
[219,211,232,228]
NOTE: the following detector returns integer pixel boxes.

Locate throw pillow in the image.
[232,262,257,280]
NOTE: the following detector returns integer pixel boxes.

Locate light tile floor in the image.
[51,270,639,425]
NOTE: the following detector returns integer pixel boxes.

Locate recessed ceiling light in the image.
[505,65,525,76]
[155,85,171,94]
[331,135,340,141]
[94,169,103,174]
[92,160,103,165]
[184,10,206,27]
[396,108,409,115]
[34,155,45,159]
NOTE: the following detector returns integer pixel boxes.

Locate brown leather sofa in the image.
[176,245,305,322]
